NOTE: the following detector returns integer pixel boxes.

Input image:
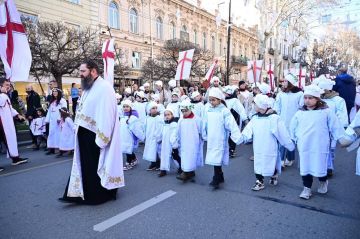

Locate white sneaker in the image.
[251,180,265,191]
[281,160,285,168]
[299,187,312,200]
[284,159,294,167]
[317,180,328,194]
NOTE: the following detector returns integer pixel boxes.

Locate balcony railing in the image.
[231,55,248,66]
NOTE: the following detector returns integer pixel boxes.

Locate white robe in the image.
[45,98,67,148]
[67,77,124,199]
[322,95,348,128]
[143,115,163,162]
[226,97,248,127]
[178,115,203,171]
[132,102,147,123]
[0,93,19,157]
[192,102,204,119]
[30,117,46,136]
[290,108,345,177]
[119,114,144,154]
[274,91,304,129]
[167,102,180,118]
[241,113,295,176]
[160,121,179,171]
[59,117,75,151]
[344,111,360,176]
[202,104,241,166]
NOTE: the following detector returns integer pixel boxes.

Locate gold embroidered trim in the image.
[96,130,110,144]
[76,113,110,144]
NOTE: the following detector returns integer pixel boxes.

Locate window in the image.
[20,12,38,25]
[202,32,207,50]
[180,25,189,41]
[132,52,141,69]
[68,0,80,4]
[193,30,197,44]
[108,2,119,29]
[129,8,138,34]
[211,35,215,52]
[156,17,163,40]
[170,22,176,39]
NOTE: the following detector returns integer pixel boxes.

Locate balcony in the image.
[231,55,248,66]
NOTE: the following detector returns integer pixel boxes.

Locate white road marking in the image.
[93,190,177,232]
[0,159,72,177]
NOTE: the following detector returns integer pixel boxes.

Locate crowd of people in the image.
[1,61,360,204]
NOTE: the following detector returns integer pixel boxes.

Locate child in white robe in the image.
[57,107,75,157]
[30,108,46,150]
[143,101,164,170]
[133,91,147,124]
[190,91,204,119]
[290,85,345,200]
[202,87,242,189]
[167,92,181,119]
[274,74,304,167]
[240,95,295,191]
[150,94,165,115]
[120,99,145,170]
[158,108,181,177]
[176,100,203,182]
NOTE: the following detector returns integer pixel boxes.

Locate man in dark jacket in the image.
[333,68,356,119]
[25,85,41,147]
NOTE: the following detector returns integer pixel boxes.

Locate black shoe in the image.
[45,149,55,155]
[58,197,75,204]
[327,169,333,178]
[12,157,28,166]
[209,176,220,189]
[56,153,64,158]
[176,172,191,181]
[219,173,225,183]
[0,167,4,172]
[177,168,183,175]
[158,170,167,177]
[146,162,157,171]
[229,150,236,158]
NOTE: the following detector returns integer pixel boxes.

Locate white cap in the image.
[155,80,163,87]
[135,91,145,98]
[313,75,328,86]
[304,84,324,98]
[115,93,122,100]
[317,78,336,91]
[254,94,271,110]
[139,86,145,91]
[258,82,271,95]
[124,87,132,94]
[285,73,298,86]
[210,76,221,84]
[168,79,176,88]
[143,82,150,87]
[151,94,160,102]
[121,99,133,108]
[209,87,225,100]
[180,95,190,102]
[191,91,201,99]
[147,101,158,113]
[179,100,194,110]
[223,85,234,95]
[171,91,180,97]
[164,107,174,115]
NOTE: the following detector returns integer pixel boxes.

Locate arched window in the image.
[193,30,197,44]
[108,2,119,29]
[211,35,215,52]
[129,8,138,33]
[181,25,187,33]
[202,32,207,50]
[180,25,188,41]
[170,21,176,39]
[156,17,163,39]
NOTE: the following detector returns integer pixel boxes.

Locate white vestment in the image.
[67,77,124,199]
[290,108,344,177]
[274,91,304,129]
[202,104,241,166]
[160,121,179,171]
[59,117,75,151]
[30,117,46,136]
[45,98,67,148]
[345,111,360,176]
[178,115,203,171]
[167,102,180,118]
[0,93,19,157]
[226,97,248,127]
[143,115,163,162]
[132,102,147,124]
[192,102,204,119]
[241,113,295,176]
[322,95,348,128]
[119,114,144,154]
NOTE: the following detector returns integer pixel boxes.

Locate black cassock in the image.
[61,126,117,205]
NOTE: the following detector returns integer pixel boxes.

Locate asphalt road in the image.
[0,144,359,239]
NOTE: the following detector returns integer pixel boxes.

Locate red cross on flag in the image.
[205,59,218,82]
[102,39,115,85]
[295,63,306,89]
[175,49,194,81]
[0,0,32,81]
[266,63,275,91]
[247,60,263,83]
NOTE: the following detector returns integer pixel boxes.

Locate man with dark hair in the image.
[25,84,41,147]
[0,78,28,172]
[333,67,356,120]
[59,60,124,205]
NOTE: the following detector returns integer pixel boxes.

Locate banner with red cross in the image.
[247,60,263,84]
[175,49,194,81]
[101,39,115,86]
[266,62,275,91]
[295,63,306,89]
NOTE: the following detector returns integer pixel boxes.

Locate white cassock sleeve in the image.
[289,111,300,142]
[11,107,19,117]
[335,97,349,127]
[240,119,253,144]
[234,100,248,121]
[224,109,242,145]
[273,94,281,114]
[129,118,145,142]
[327,109,345,141]
[169,123,179,149]
[201,113,208,141]
[271,116,295,151]
[156,118,164,143]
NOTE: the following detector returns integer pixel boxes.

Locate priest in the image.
[59,60,124,205]
[0,78,28,172]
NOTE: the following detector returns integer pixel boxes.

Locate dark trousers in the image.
[302,174,327,188]
[172,148,181,168]
[214,165,223,176]
[126,153,136,164]
[255,169,278,182]
[228,137,236,152]
[72,97,78,115]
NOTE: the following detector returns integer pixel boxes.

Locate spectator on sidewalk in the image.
[25,85,41,148]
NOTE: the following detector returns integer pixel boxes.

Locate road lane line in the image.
[0,159,72,177]
[93,190,177,232]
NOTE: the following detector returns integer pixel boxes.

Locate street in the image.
[0,144,359,239]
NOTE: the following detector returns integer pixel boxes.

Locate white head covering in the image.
[210,76,221,84]
[254,94,271,110]
[317,78,336,91]
[258,82,271,95]
[179,100,194,110]
[171,91,180,97]
[124,87,132,94]
[151,94,160,102]
[135,91,145,98]
[209,87,225,100]
[164,107,174,115]
[304,84,324,98]
[147,101,158,113]
[191,91,201,99]
[285,73,298,86]
[139,86,145,91]
[168,79,176,88]
[121,99,133,108]
[115,93,122,100]
[223,85,234,95]
[143,82,150,87]
[180,95,190,102]
[155,80,163,87]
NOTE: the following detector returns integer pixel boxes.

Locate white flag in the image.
[0,0,32,82]
[102,39,115,86]
[205,59,218,82]
[266,63,275,90]
[247,60,263,83]
[175,49,194,81]
[295,63,306,89]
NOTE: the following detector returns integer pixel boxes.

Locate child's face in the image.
[172,95,179,102]
[164,111,173,121]
[282,80,289,88]
[209,96,221,107]
[135,96,142,102]
[150,107,158,115]
[123,105,131,113]
[304,95,317,108]
[37,110,43,116]
[181,109,191,117]
[194,95,201,101]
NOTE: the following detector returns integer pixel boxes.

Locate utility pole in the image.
[225,0,232,86]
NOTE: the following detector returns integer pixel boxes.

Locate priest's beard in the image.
[81,75,95,90]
